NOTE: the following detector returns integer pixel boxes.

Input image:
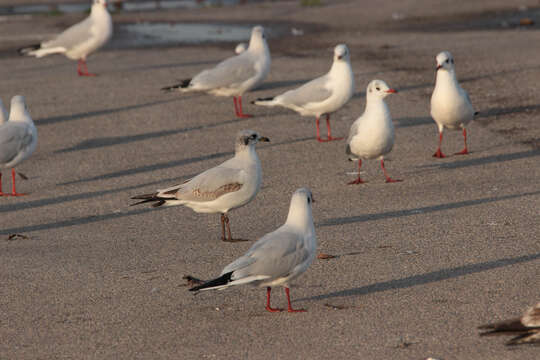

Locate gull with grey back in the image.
[189,188,317,313]
[162,26,271,118]
[479,302,540,346]
[253,44,354,142]
[0,96,38,196]
[346,80,401,184]
[431,51,476,158]
[18,0,113,76]
[131,130,269,242]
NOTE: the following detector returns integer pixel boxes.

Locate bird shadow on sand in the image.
[317,190,540,228]
[476,104,540,121]
[394,116,432,128]
[296,252,540,303]
[116,59,220,73]
[415,150,540,170]
[0,206,168,236]
[0,173,197,214]
[35,98,182,126]
[55,116,254,153]
[58,136,313,186]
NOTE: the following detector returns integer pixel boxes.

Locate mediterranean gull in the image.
[346,80,401,184]
[18,0,113,77]
[431,51,476,158]
[131,130,269,242]
[253,44,354,142]
[479,302,540,345]
[189,188,316,313]
[162,26,271,118]
[0,96,38,196]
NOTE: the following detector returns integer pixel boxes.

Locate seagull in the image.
[479,302,540,346]
[189,187,316,313]
[131,130,269,242]
[162,26,271,118]
[0,96,38,196]
[252,44,354,142]
[346,80,401,184]
[235,43,247,55]
[18,0,113,77]
[430,51,476,158]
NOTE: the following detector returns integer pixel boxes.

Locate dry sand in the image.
[0,0,539,359]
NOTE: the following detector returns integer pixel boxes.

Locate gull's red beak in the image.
[436,64,442,70]
[386,88,397,94]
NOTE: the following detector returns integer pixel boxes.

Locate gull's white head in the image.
[248,26,266,50]
[366,79,397,100]
[0,99,7,124]
[92,0,108,8]
[435,51,455,72]
[334,44,350,62]
[286,187,315,226]
[235,43,247,55]
[9,95,32,122]
[235,129,270,152]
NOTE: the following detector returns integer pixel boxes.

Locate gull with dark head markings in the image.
[162,26,271,118]
[431,51,476,158]
[346,80,401,184]
[189,188,316,313]
[0,96,38,196]
[131,130,269,242]
[18,0,112,77]
[253,44,354,142]
[479,302,540,346]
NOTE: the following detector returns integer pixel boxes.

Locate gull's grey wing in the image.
[158,166,245,202]
[279,75,332,107]
[192,53,257,89]
[0,124,32,164]
[41,16,93,50]
[222,228,310,280]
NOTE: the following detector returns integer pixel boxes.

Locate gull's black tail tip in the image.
[251,96,274,104]
[161,78,191,92]
[189,272,233,292]
[18,44,40,56]
[130,193,166,207]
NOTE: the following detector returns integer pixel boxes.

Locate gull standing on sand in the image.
[479,302,540,345]
[131,130,269,242]
[431,51,476,158]
[346,80,401,184]
[0,96,38,196]
[18,0,113,77]
[253,44,354,142]
[162,26,271,118]
[189,188,316,313]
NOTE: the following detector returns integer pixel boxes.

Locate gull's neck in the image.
[435,68,459,89]
[285,197,315,233]
[91,3,110,18]
[235,144,258,162]
[248,38,269,58]
[329,58,351,78]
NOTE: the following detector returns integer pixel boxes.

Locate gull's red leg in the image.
[347,160,365,185]
[316,116,324,142]
[233,97,240,117]
[78,59,96,77]
[266,287,283,312]
[455,128,469,155]
[433,131,446,158]
[285,287,306,312]
[235,96,253,118]
[324,114,343,141]
[220,214,226,242]
[9,168,27,196]
[381,159,402,183]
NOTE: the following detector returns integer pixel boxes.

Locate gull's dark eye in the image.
[307,197,311,204]
[376,87,380,91]
[445,59,449,63]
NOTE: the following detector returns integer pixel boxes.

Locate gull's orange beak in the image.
[386,88,398,94]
